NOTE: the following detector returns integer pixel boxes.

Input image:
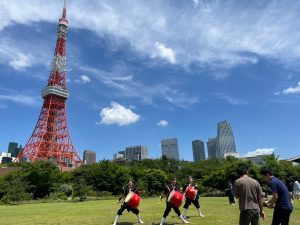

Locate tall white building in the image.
[161,138,180,160]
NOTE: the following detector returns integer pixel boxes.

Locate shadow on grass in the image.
[118,223,134,225]
[152,223,180,225]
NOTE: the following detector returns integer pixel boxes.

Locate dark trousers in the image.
[228,192,235,204]
[117,203,139,216]
[163,202,181,218]
[183,198,200,209]
[272,208,292,225]
[239,209,260,225]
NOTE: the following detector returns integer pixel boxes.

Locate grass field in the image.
[0,197,299,225]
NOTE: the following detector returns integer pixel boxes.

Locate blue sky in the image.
[0,0,299,161]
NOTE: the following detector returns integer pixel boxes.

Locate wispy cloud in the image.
[244,148,275,157]
[1,0,300,72]
[215,94,247,105]
[75,75,91,84]
[0,89,41,106]
[0,40,33,71]
[79,65,199,108]
[193,0,200,8]
[97,101,141,126]
[157,120,169,127]
[0,103,8,109]
[111,75,133,81]
[282,82,300,95]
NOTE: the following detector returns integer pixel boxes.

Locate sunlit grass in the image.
[0,197,299,225]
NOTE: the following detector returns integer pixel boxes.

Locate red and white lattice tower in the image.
[17,0,82,167]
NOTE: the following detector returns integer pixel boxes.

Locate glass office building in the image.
[216,121,237,158]
[125,145,148,161]
[161,138,180,160]
[207,137,218,159]
[192,140,205,161]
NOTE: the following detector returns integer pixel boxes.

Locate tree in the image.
[142,169,167,195]
[0,172,30,204]
[21,161,62,199]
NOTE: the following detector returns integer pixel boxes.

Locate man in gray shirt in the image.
[233,166,265,225]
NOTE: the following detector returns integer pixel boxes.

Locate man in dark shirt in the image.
[113,180,144,225]
[159,177,190,225]
[233,166,265,225]
[226,181,235,205]
[260,168,293,225]
[183,176,204,219]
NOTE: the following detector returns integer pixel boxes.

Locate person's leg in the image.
[249,210,260,225]
[280,209,292,225]
[160,203,172,225]
[239,210,252,225]
[113,204,126,225]
[271,208,281,225]
[229,193,235,204]
[173,206,190,224]
[131,208,144,224]
[183,198,192,218]
[193,199,204,217]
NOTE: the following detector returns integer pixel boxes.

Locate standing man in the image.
[113,180,144,225]
[260,168,293,225]
[159,177,190,225]
[293,180,300,201]
[226,181,236,205]
[183,176,205,219]
[233,166,265,225]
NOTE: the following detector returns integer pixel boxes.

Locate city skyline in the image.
[0,0,300,161]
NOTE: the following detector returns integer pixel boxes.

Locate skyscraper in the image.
[192,140,205,161]
[125,145,148,161]
[8,142,18,157]
[83,150,96,165]
[207,138,218,159]
[161,138,180,160]
[216,121,237,158]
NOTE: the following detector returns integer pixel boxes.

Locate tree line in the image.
[0,155,299,204]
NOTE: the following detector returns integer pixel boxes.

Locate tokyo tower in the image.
[17,0,82,167]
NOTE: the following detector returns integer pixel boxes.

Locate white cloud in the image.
[157,120,169,127]
[98,101,141,126]
[75,75,91,84]
[0,93,40,106]
[282,82,300,95]
[244,148,275,157]
[193,0,199,8]
[2,1,299,70]
[153,42,176,64]
[8,52,31,70]
[0,40,33,71]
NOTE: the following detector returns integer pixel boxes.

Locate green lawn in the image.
[0,197,299,225]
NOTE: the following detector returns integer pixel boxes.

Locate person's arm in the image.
[183,184,188,192]
[267,181,278,208]
[160,184,169,201]
[118,193,125,202]
[267,192,278,208]
[118,186,126,202]
[257,185,265,219]
[233,181,239,198]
